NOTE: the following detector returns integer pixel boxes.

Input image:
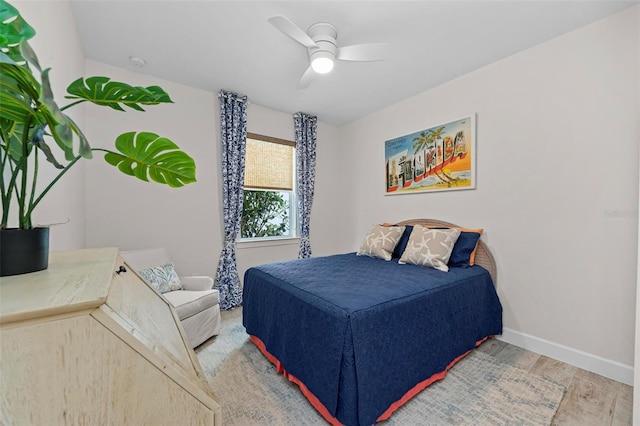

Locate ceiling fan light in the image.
[311,55,334,74]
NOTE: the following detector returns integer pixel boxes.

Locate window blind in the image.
[244,136,294,191]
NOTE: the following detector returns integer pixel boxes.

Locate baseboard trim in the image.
[497,328,634,386]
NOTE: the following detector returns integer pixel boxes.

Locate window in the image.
[240,133,296,241]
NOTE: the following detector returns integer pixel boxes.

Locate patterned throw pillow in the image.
[138,262,183,294]
[356,225,405,261]
[398,226,461,272]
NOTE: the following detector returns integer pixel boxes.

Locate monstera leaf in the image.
[0,62,40,123]
[0,1,35,63]
[65,77,173,112]
[104,132,196,188]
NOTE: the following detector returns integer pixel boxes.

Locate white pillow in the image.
[356,225,405,261]
[398,226,461,272]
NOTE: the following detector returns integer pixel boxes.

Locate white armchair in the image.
[121,248,221,348]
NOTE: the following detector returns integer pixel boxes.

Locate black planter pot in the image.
[0,227,50,277]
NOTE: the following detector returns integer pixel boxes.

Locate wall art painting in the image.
[385,114,476,194]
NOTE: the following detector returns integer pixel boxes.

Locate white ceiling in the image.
[70,1,638,127]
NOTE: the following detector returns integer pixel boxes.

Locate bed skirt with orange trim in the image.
[249,334,490,425]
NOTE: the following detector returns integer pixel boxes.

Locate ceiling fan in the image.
[268,16,388,89]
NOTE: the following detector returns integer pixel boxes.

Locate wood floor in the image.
[476,339,633,426]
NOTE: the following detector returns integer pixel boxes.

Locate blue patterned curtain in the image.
[294,112,317,258]
[214,90,247,310]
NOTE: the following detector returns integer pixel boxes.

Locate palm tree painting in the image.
[384,115,476,194]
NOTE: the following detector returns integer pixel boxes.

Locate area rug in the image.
[196,310,566,425]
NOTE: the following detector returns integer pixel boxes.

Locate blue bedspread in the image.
[243,253,502,426]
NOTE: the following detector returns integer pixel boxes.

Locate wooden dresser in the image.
[0,247,221,425]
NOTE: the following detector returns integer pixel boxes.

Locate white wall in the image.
[83,60,222,277]
[340,6,639,376]
[83,61,345,281]
[10,0,86,250]
[634,3,640,421]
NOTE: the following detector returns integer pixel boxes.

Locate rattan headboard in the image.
[395,219,497,285]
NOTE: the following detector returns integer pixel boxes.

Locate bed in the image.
[242,219,502,426]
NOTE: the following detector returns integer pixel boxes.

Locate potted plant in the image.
[0,1,196,276]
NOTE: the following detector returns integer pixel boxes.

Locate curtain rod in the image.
[294,112,317,121]
[218,90,249,104]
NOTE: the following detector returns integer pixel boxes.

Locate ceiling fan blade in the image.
[297,66,316,89]
[268,16,317,49]
[337,43,389,62]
